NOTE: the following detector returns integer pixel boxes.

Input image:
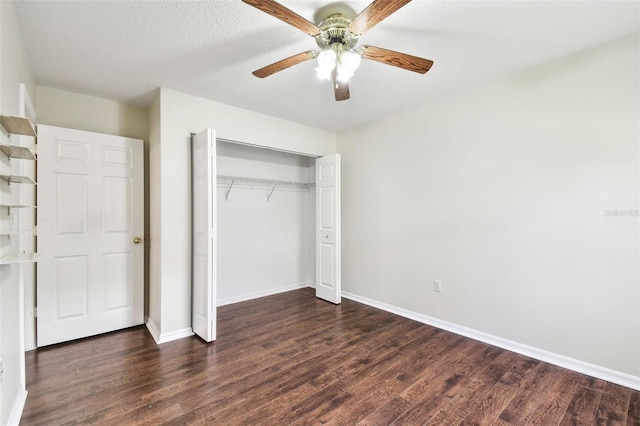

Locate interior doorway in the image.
[190,131,341,343]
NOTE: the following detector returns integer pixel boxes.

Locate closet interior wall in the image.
[216,141,316,306]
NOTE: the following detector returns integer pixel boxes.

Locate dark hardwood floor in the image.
[22,288,639,425]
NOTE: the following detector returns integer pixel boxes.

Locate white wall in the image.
[0,2,35,424]
[148,87,335,341]
[338,34,639,379]
[36,86,149,141]
[216,142,315,305]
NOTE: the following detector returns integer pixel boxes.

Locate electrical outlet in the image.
[433,280,442,292]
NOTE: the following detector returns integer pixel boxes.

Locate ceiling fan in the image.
[242,0,434,101]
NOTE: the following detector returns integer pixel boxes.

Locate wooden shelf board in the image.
[0,204,37,209]
[0,115,36,137]
[0,253,37,264]
[0,174,37,184]
[0,144,36,160]
[0,227,36,236]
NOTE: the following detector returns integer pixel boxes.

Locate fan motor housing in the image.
[315,13,359,49]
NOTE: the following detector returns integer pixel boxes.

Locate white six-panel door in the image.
[316,154,341,304]
[191,129,216,342]
[37,125,144,346]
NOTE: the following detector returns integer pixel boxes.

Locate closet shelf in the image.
[217,175,315,202]
[0,253,38,264]
[0,174,36,185]
[0,115,37,137]
[0,144,36,160]
[217,175,314,188]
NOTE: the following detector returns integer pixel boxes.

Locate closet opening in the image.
[215,139,318,306]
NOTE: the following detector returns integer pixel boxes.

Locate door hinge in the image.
[31,307,37,318]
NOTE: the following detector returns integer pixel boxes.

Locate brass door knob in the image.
[133,237,142,244]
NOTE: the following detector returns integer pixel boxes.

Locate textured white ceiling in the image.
[12,0,640,132]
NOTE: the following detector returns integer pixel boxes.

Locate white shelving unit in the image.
[0,114,38,264]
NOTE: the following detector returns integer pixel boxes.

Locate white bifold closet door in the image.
[315,154,341,304]
[191,129,217,343]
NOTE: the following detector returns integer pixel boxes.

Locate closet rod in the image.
[217,175,314,188]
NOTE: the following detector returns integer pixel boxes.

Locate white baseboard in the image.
[342,291,640,391]
[157,327,194,344]
[145,319,194,345]
[7,389,27,426]
[217,282,313,307]
[145,318,161,343]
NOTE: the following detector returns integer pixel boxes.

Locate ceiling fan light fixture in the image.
[243,0,432,100]
[315,49,337,80]
[317,47,361,83]
[336,49,361,83]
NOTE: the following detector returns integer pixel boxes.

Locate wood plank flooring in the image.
[21,288,639,425]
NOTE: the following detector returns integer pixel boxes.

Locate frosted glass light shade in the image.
[316,48,362,83]
[336,50,361,83]
[316,49,337,80]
